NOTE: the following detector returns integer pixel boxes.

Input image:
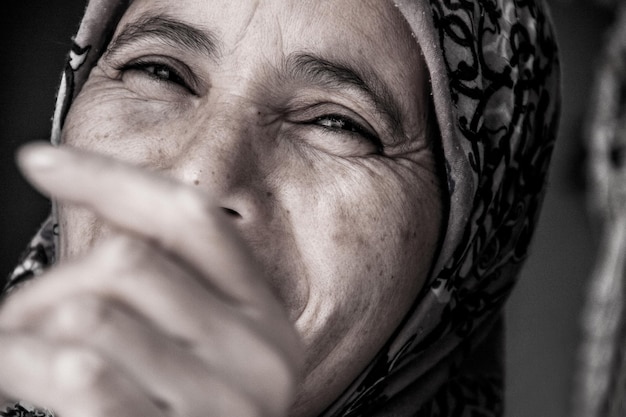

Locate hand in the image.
[0,143,302,417]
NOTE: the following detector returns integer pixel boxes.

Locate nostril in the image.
[221,207,242,218]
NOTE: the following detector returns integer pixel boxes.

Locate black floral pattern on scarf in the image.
[324,0,559,414]
[0,404,53,417]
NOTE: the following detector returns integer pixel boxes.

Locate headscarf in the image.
[3,0,560,415]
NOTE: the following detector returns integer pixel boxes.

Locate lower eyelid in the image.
[293,122,383,155]
[318,117,383,151]
[315,127,383,156]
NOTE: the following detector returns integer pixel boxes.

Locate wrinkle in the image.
[275,14,285,57]
[231,0,260,51]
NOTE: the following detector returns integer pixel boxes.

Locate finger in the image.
[0,236,255,343]
[34,295,295,417]
[0,236,302,370]
[0,331,166,417]
[16,142,276,311]
[0,331,270,417]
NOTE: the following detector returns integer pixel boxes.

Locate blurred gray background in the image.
[0,1,616,416]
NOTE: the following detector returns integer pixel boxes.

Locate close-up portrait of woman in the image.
[0,0,570,415]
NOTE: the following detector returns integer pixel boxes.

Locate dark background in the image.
[0,1,616,416]
[1,2,85,275]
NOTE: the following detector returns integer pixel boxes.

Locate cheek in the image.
[276,152,442,385]
[285,156,441,296]
[61,75,189,167]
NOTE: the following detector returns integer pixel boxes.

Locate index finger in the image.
[17,142,279,312]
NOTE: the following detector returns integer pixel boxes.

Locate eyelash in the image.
[120,59,195,94]
[310,114,383,154]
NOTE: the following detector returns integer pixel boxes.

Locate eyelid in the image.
[110,54,201,95]
[311,114,383,151]
[287,103,385,155]
[288,102,379,136]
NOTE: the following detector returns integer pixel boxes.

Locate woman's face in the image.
[60,0,442,414]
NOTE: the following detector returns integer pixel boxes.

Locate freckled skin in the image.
[59,0,443,415]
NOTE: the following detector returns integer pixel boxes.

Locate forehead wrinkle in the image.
[283,52,404,137]
[105,13,221,61]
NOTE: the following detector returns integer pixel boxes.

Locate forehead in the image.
[121,0,413,44]
[116,0,423,86]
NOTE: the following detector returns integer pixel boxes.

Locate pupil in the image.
[320,117,345,129]
[154,66,170,79]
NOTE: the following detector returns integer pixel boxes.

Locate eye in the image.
[118,58,197,95]
[313,114,383,154]
[140,63,185,84]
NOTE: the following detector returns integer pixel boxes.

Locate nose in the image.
[165,102,275,225]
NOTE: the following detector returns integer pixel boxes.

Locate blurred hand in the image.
[0,143,302,417]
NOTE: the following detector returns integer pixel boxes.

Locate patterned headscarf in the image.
[3,0,560,415]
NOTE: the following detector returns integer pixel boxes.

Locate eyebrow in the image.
[284,53,404,138]
[105,14,220,61]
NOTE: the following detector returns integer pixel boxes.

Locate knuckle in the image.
[92,235,169,297]
[176,187,215,228]
[102,235,134,257]
[54,297,111,336]
[53,347,109,391]
[96,236,154,291]
[102,235,151,269]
